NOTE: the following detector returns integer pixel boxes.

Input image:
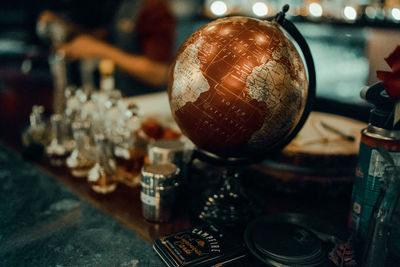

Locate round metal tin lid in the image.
[141,163,180,188]
[253,223,322,263]
[244,214,329,266]
[142,163,178,176]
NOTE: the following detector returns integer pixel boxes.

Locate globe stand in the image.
[188,149,254,229]
[173,3,317,230]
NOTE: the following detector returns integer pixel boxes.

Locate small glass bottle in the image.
[87,134,118,194]
[104,90,122,140]
[113,106,146,187]
[49,51,68,115]
[45,114,70,166]
[80,59,97,94]
[22,105,51,148]
[99,58,115,93]
[66,121,96,178]
[62,86,79,152]
[90,59,115,117]
[114,136,147,187]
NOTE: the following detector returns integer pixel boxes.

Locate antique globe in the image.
[168,8,315,161]
[167,6,315,225]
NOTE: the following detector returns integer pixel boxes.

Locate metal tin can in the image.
[349,125,400,242]
[147,140,185,167]
[140,163,180,222]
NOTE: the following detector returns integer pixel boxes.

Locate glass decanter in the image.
[66,121,96,178]
[45,114,70,166]
[113,103,146,187]
[103,90,123,140]
[22,105,51,148]
[87,134,118,194]
[114,133,147,187]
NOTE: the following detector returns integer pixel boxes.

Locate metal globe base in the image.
[189,149,254,229]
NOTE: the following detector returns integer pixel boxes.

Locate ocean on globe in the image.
[168,16,308,158]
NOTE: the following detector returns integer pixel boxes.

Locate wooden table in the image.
[1,92,364,244]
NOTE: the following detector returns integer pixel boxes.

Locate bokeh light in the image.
[343,6,357,21]
[210,1,228,16]
[252,2,269,17]
[308,2,323,17]
[392,8,400,21]
[365,6,377,19]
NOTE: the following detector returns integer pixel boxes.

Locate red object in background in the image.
[0,69,53,137]
[385,45,400,71]
[377,45,400,98]
[161,128,181,140]
[141,119,181,140]
[141,119,164,139]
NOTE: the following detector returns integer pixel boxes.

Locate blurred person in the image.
[37,0,176,96]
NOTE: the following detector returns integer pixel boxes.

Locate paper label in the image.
[141,192,156,206]
[368,149,400,177]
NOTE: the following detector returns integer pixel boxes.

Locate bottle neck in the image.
[30,106,45,127]
[100,74,114,92]
[51,115,64,144]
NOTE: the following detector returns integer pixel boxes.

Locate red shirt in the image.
[135,0,176,63]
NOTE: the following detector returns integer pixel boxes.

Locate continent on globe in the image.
[168,16,308,158]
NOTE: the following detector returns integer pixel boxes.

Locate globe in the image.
[168,16,311,159]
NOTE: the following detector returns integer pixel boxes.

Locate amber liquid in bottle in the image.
[46,114,71,166]
[87,163,118,194]
[87,135,117,194]
[115,147,147,187]
[66,121,95,178]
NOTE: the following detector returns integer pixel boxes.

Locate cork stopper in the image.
[99,59,115,75]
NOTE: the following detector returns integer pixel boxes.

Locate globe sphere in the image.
[168,16,309,158]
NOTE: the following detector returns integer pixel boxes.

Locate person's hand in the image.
[37,10,96,43]
[37,11,73,43]
[37,10,69,26]
[58,34,111,60]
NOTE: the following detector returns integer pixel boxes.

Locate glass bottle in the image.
[104,90,123,140]
[113,105,146,187]
[62,86,79,152]
[99,58,115,93]
[45,114,70,166]
[49,51,68,115]
[87,134,118,194]
[66,121,96,178]
[90,59,115,119]
[114,135,147,187]
[80,59,97,95]
[22,105,51,148]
